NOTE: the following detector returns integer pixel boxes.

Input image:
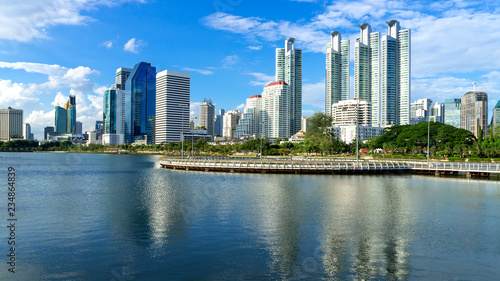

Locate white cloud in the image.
[247,46,262,50]
[0,0,146,43]
[124,38,146,53]
[235,103,245,110]
[246,72,275,87]
[103,40,113,48]
[0,61,106,139]
[181,67,214,75]
[222,55,240,68]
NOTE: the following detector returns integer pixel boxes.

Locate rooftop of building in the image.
[249,95,262,99]
[495,100,500,109]
[265,81,288,87]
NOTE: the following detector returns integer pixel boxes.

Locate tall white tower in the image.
[326,31,350,115]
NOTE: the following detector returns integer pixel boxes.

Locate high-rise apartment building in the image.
[0,107,23,141]
[276,38,302,135]
[154,70,190,144]
[199,99,215,136]
[223,110,242,140]
[214,109,225,136]
[124,62,156,144]
[443,98,461,128]
[260,81,291,139]
[326,31,350,115]
[354,24,381,126]
[461,91,488,138]
[76,121,82,134]
[331,100,372,127]
[104,89,117,134]
[492,101,500,132]
[235,95,262,138]
[381,20,411,127]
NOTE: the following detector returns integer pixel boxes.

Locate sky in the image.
[0,0,499,140]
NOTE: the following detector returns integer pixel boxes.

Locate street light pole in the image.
[179,104,189,159]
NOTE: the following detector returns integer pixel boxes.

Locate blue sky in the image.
[1,0,499,139]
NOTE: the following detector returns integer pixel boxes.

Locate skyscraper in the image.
[326,31,350,115]
[23,123,32,140]
[276,38,302,135]
[461,91,488,138]
[124,62,157,144]
[0,107,23,141]
[76,121,82,134]
[54,95,76,134]
[104,89,117,134]
[199,98,215,136]
[235,95,262,138]
[115,67,132,90]
[381,20,411,127]
[443,98,461,128]
[492,101,500,132]
[154,70,190,144]
[223,110,242,140]
[214,109,225,136]
[260,81,290,139]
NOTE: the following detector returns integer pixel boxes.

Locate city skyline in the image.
[0,0,499,139]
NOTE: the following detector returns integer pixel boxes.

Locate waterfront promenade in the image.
[160,157,500,179]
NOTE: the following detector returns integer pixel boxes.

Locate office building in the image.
[23,123,32,140]
[124,62,157,144]
[104,89,116,134]
[235,95,262,138]
[332,126,384,144]
[326,31,350,115]
[260,81,290,139]
[76,121,82,134]
[443,98,461,128]
[199,99,215,136]
[154,70,190,144]
[354,24,381,126]
[0,107,23,141]
[331,100,372,127]
[381,20,411,127]
[461,91,488,138]
[115,67,132,90]
[301,116,310,133]
[223,110,242,140]
[54,95,76,134]
[214,109,225,136]
[276,38,302,135]
[44,126,54,141]
[493,101,500,132]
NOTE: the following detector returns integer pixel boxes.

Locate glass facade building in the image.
[492,101,500,132]
[124,62,157,144]
[55,106,68,133]
[443,98,461,128]
[104,89,116,134]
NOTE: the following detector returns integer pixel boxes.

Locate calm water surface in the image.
[0,152,499,280]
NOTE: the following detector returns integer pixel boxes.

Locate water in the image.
[0,152,499,280]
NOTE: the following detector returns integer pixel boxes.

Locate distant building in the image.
[492,101,500,132]
[261,81,291,139]
[154,70,190,144]
[223,110,242,140]
[410,99,444,124]
[55,95,76,134]
[331,100,372,127]
[289,130,306,143]
[76,121,83,134]
[301,116,310,133]
[214,109,225,136]
[102,134,124,145]
[235,95,262,138]
[332,126,384,144]
[44,126,54,141]
[199,99,215,136]
[443,98,461,128]
[0,107,23,141]
[23,123,32,140]
[124,62,157,144]
[115,67,132,90]
[461,91,488,138]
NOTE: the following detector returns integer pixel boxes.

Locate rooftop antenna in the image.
[473,81,476,91]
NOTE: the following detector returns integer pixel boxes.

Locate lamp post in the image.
[427,117,431,164]
[259,122,265,159]
[179,104,189,159]
[191,117,197,157]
